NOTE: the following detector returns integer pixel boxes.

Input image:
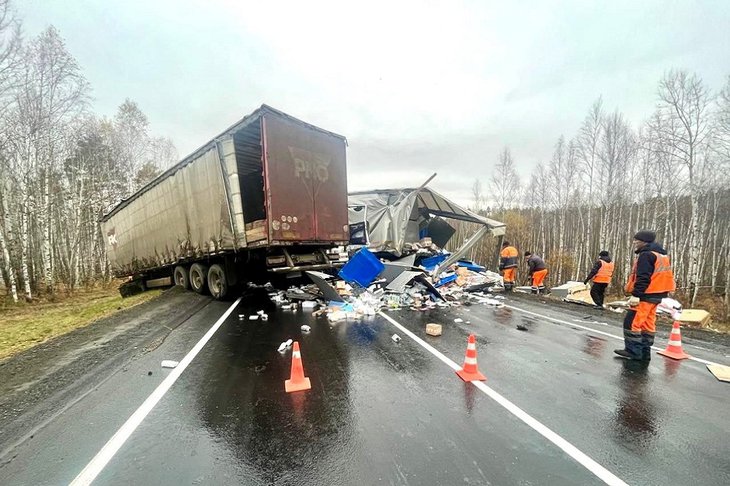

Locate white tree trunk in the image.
[0,225,18,302]
[688,191,701,306]
[41,172,54,292]
[20,208,32,300]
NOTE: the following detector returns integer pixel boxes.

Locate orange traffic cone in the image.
[658,321,690,360]
[285,341,312,393]
[456,334,487,382]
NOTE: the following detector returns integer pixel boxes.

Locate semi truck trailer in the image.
[100,105,349,300]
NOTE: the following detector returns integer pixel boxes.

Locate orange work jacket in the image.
[625,252,675,294]
[593,260,614,284]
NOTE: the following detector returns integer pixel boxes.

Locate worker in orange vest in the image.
[499,241,519,291]
[524,251,548,294]
[615,230,676,361]
[584,250,614,309]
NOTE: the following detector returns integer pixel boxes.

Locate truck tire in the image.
[173,265,189,289]
[189,263,208,294]
[207,264,228,300]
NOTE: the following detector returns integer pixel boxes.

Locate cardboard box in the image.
[678,309,711,328]
[426,323,442,336]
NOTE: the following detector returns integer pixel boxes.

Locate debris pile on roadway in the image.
[265,247,506,323]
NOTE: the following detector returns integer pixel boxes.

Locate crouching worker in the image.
[524,251,548,294]
[615,230,675,361]
[499,241,519,291]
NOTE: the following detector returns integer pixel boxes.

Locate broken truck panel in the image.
[100,105,349,276]
[347,186,506,270]
[263,112,349,243]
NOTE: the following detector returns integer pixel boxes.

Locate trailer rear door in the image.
[262,113,348,243]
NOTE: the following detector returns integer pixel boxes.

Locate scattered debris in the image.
[238,314,245,320]
[277,339,294,353]
[161,360,179,369]
[426,323,442,336]
[391,334,402,343]
[707,364,730,383]
[249,315,259,320]
[454,318,464,323]
[301,325,311,332]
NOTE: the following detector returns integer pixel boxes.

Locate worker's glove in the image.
[627,296,640,307]
[583,279,589,285]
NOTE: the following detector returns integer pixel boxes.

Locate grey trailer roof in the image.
[101,104,347,223]
[348,187,506,228]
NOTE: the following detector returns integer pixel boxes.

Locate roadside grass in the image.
[0,285,163,362]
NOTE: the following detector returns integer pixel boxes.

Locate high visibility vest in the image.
[500,246,518,268]
[625,252,676,294]
[593,260,614,283]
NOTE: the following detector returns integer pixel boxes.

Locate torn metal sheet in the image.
[386,271,425,293]
[394,254,417,267]
[380,262,425,285]
[348,187,505,255]
[305,271,344,302]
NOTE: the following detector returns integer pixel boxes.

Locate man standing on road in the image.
[615,230,675,361]
[524,251,548,294]
[499,241,519,291]
[584,250,614,309]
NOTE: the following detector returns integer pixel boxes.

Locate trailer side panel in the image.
[101,147,235,275]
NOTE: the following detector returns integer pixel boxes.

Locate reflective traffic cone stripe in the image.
[285,341,312,392]
[456,334,486,382]
[657,321,690,360]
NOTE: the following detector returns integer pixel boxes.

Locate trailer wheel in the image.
[173,265,190,289]
[189,263,208,294]
[207,264,228,300]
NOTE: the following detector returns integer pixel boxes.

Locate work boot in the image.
[614,349,642,360]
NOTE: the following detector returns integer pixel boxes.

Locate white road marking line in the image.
[70,297,242,486]
[378,311,629,486]
[505,304,722,367]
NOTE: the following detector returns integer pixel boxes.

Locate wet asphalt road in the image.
[1,288,729,485]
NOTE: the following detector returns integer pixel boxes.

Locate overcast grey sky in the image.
[19,0,730,205]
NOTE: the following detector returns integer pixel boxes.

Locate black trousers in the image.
[590,282,608,306]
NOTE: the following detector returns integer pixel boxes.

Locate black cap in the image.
[633,230,656,243]
[502,241,510,247]
[599,250,609,257]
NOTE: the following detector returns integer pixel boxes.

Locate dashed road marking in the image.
[70,297,242,486]
[505,304,722,367]
[378,311,629,486]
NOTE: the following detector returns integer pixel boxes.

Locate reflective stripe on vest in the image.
[500,246,518,268]
[593,260,614,283]
[625,252,676,294]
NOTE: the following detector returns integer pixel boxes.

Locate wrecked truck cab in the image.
[346,186,506,275]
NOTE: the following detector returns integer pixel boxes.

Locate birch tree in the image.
[656,70,713,306]
[489,147,520,214]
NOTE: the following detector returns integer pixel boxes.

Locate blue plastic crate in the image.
[338,248,385,287]
[457,260,486,272]
[435,273,458,288]
[420,253,450,271]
